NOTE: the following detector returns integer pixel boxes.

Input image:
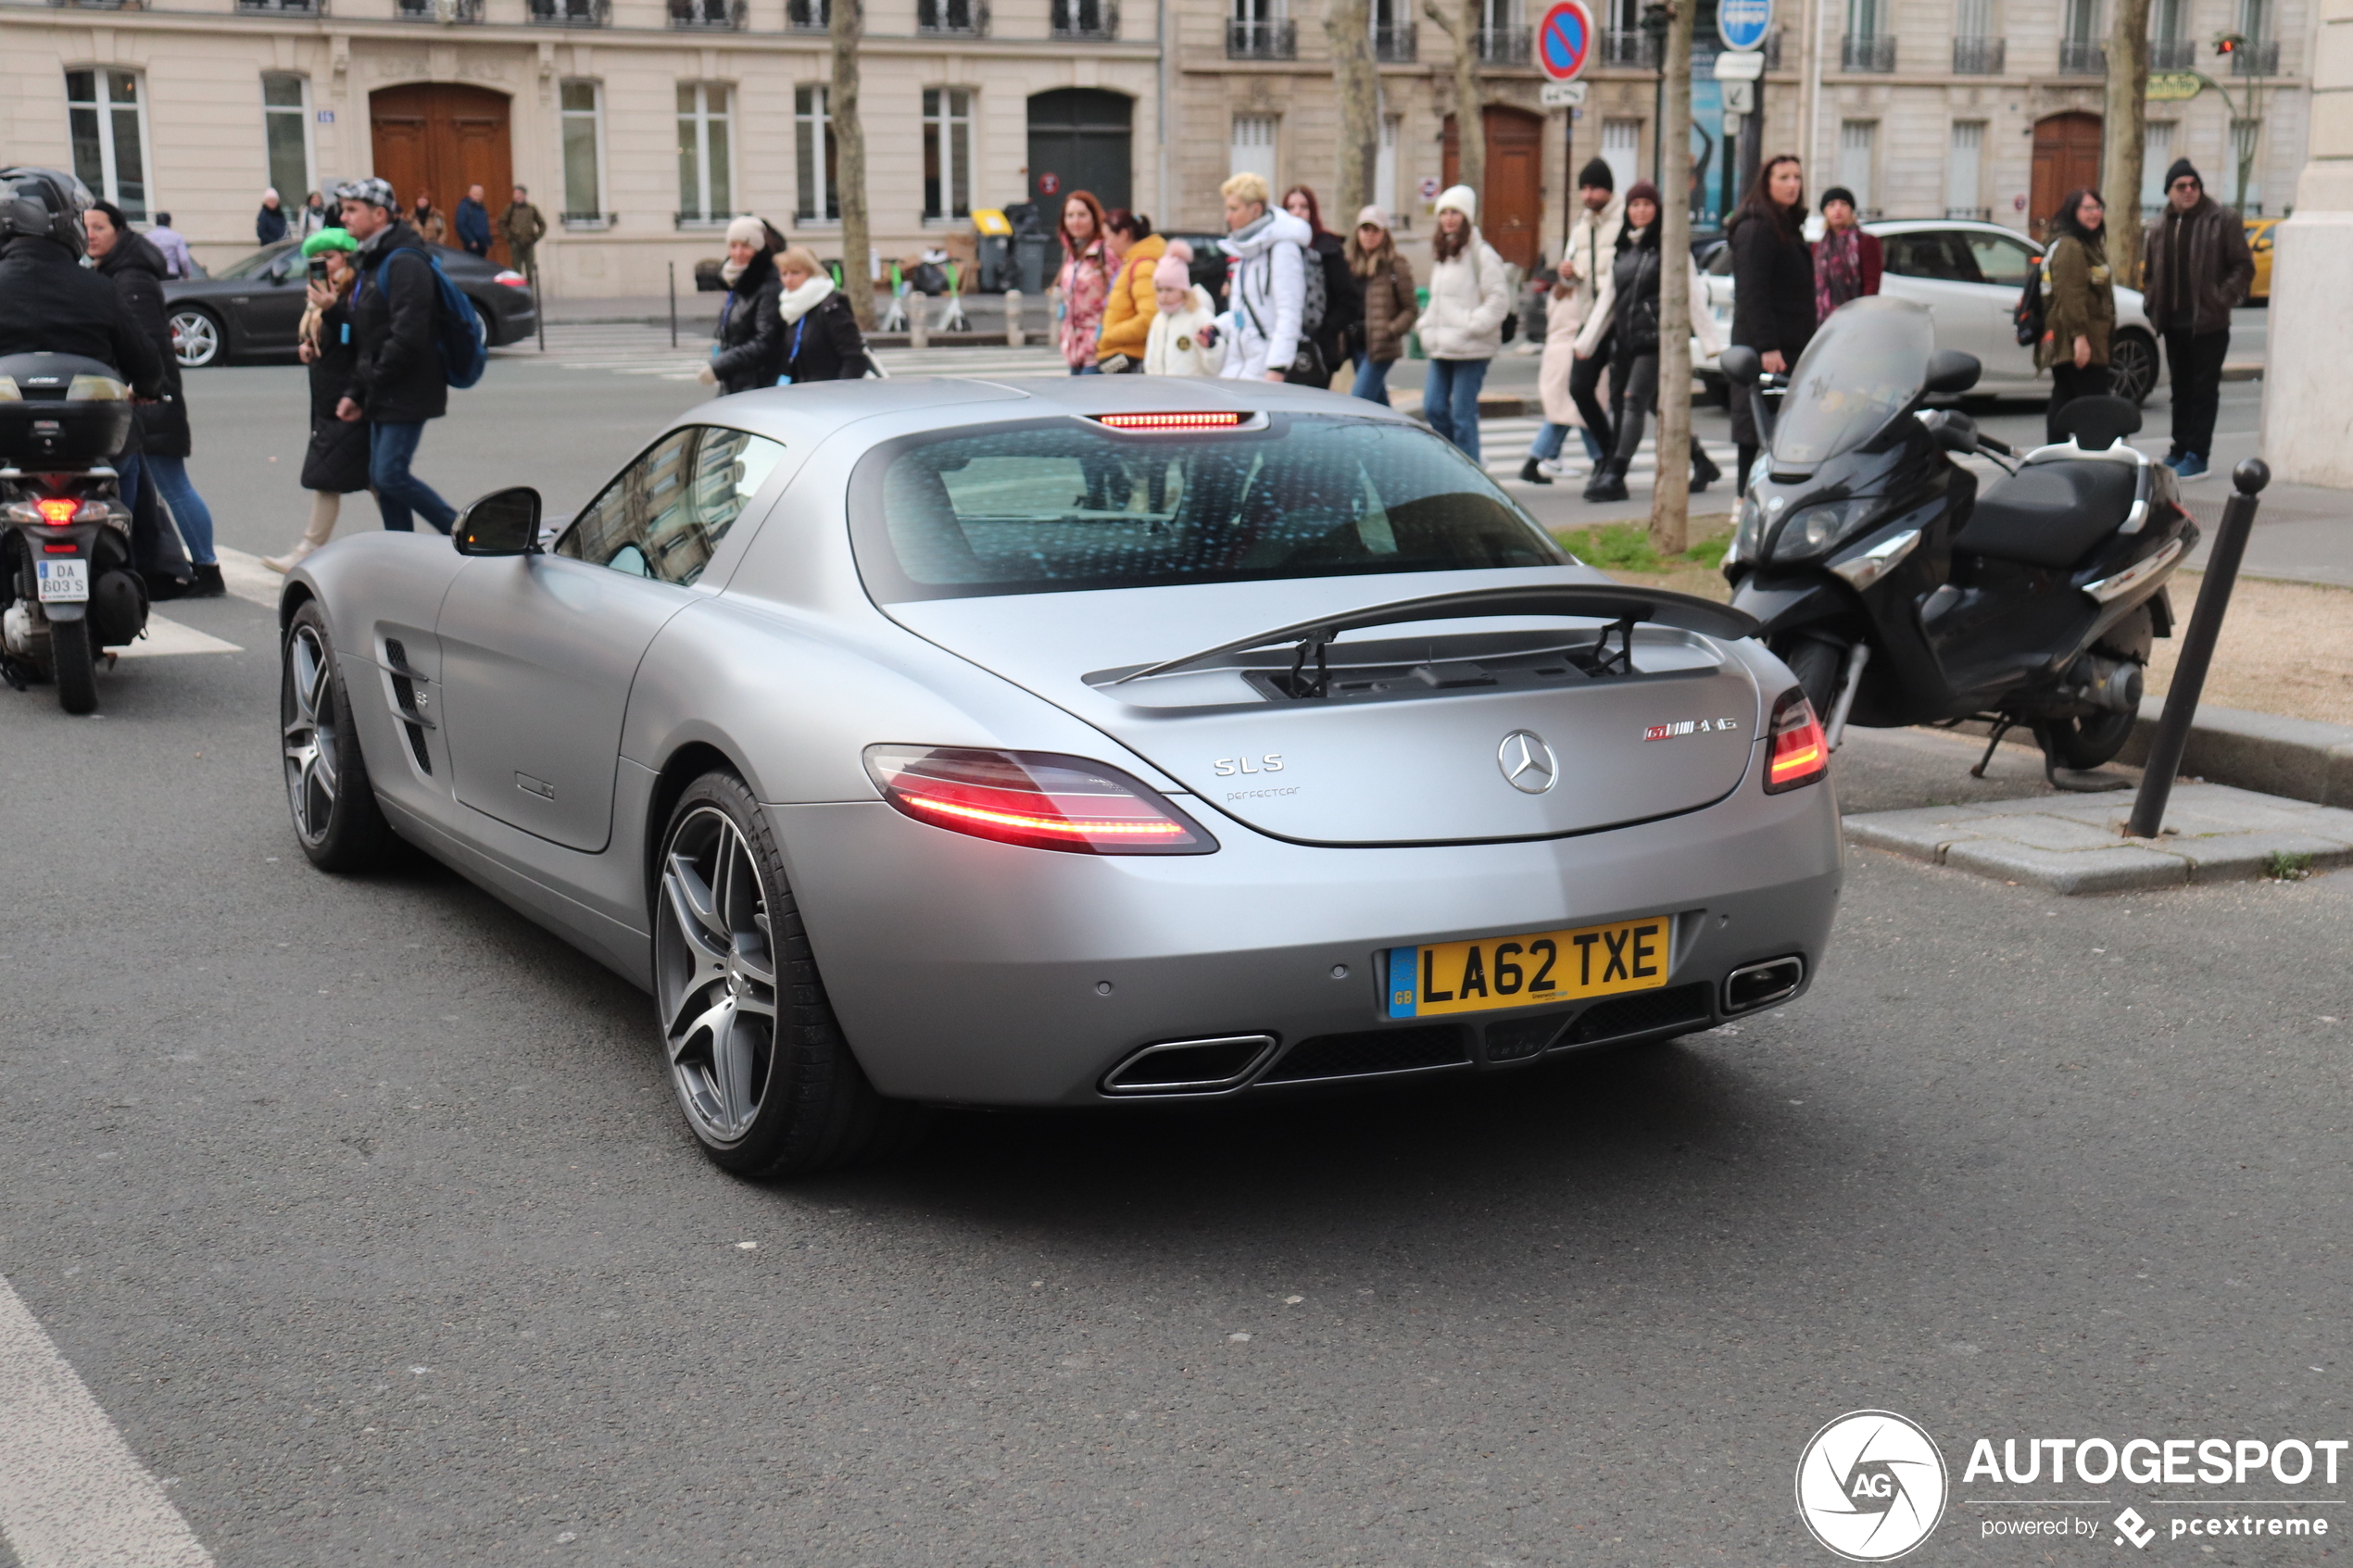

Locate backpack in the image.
[1299,241,1327,336]
[2013,248,2051,348]
[371,243,487,389]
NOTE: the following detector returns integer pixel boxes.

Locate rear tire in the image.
[653,771,926,1177]
[50,615,97,715]
[281,602,397,871]
[1780,636,1846,717]
[2037,709,2136,771]
[2108,330,2158,408]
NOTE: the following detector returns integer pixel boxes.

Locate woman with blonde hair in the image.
[773,245,875,383]
[265,229,373,571]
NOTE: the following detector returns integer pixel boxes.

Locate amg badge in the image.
[1643,718,1740,742]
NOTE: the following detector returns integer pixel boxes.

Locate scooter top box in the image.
[0,352,133,467]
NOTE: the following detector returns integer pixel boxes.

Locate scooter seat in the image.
[1948,460,2137,570]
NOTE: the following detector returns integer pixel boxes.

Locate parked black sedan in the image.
[162,241,538,368]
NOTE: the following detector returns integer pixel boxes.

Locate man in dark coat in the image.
[498,185,547,273]
[0,196,165,393]
[88,202,212,592]
[334,177,459,534]
[455,184,493,258]
[2140,158,2254,479]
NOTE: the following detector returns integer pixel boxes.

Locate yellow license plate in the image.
[1384,916,1673,1019]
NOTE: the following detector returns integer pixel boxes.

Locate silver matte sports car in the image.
[279,377,1843,1175]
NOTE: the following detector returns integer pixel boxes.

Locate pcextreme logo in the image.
[1796,1411,1951,1561]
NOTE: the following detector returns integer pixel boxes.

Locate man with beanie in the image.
[333,176,461,535]
[2140,158,2252,479]
[1562,158,1624,458]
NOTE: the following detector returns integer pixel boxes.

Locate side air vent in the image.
[1564,982,1713,1046]
[1101,1035,1277,1096]
[1258,1024,1470,1084]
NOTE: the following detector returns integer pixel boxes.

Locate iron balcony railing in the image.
[560,212,616,230]
[1599,27,1654,65]
[1475,24,1531,62]
[237,0,324,13]
[786,0,827,24]
[2148,38,2196,67]
[675,210,741,229]
[1227,17,1297,56]
[395,0,483,20]
[2229,37,2279,72]
[2057,37,2106,72]
[1841,32,1895,69]
[1373,19,1416,59]
[1952,34,2004,71]
[1944,205,1992,220]
[916,0,988,33]
[669,0,745,27]
[1051,0,1116,36]
[527,0,608,23]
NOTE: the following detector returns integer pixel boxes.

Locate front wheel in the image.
[282,602,396,871]
[170,307,223,370]
[2108,330,2158,408]
[1778,636,1847,717]
[51,615,97,715]
[2037,709,2137,771]
[653,771,922,1177]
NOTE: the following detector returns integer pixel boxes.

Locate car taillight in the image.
[33,498,78,527]
[862,746,1217,855]
[1764,687,1829,794]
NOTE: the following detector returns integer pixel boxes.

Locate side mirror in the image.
[1719,345,1762,387]
[452,486,543,556]
[1924,348,1982,395]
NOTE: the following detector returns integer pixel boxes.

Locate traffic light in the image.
[2214,30,2246,56]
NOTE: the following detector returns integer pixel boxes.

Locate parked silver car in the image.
[278,378,1843,1174]
[1700,219,2159,404]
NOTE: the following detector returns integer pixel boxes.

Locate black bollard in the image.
[668,261,679,350]
[2125,457,2269,840]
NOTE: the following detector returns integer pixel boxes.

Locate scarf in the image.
[721,257,748,288]
[777,272,836,325]
[1814,227,1864,320]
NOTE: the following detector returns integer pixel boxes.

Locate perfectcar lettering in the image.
[1212,754,1285,777]
[1643,718,1741,741]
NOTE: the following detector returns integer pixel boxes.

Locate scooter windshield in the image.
[1769,297,1934,468]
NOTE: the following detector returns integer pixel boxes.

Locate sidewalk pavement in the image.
[2181,480,2353,589]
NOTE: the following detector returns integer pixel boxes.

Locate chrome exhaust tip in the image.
[1723,956,1806,1015]
[1101,1034,1278,1097]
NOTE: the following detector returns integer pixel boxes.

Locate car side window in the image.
[1966,232,2037,288]
[555,426,786,586]
[1883,233,1978,283]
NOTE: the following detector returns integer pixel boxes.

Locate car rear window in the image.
[850,415,1567,603]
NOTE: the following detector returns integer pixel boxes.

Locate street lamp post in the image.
[1642,1,1670,183]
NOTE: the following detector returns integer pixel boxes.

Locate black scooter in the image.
[1718,298,2196,787]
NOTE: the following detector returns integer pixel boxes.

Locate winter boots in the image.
[1582,462,1630,503]
[265,494,342,574]
[1690,443,1722,493]
[1517,457,1552,485]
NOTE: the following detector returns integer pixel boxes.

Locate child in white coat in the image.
[1143,245,1225,377]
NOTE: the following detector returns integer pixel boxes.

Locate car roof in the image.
[1864,218,2036,242]
[681,374,1421,449]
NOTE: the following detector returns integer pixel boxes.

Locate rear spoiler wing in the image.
[1107,583,1760,687]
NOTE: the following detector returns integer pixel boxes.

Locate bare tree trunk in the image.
[1650,0,1694,555]
[830,0,876,332]
[1424,0,1484,202]
[2102,0,2154,284]
[1327,0,1380,215]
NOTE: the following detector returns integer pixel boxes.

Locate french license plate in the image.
[1385,915,1673,1019]
[35,558,89,604]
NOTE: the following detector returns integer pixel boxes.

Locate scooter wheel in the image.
[1780,637,1846,717]
[2036,711,2135,771]
[51,616,97,715]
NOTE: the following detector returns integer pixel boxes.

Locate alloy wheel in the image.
[170,309,220,369]
[2108,332,2157,407]
[283,623,340,845]
[656,806,778,1147]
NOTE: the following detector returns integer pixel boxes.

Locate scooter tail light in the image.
[862,746,1218,855]
[1764,687,1830,794]
[32,498,78,527]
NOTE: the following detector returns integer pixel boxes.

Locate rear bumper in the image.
[774,771,1843,1107]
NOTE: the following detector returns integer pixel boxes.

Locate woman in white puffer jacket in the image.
[1413,185,1511,461]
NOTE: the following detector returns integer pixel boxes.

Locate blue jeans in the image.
[119,452,218,565]
[1351,354,1395,406]
[1423,358,1490,462]
[370,421,457,535]
[1529,422,1610,464]
[1072,363,1102,376]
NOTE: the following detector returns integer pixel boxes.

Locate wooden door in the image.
[370,84,514,259]
[2030,112,2103,240]
[1442,107,1545,270]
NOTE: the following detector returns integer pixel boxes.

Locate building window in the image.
[1229,114,1277,185]
[1601,119,1641,197]
[1838,120,1877,216]
[795,85,838,222]
[1945,121,1984,219]
[2058,0,2104,70]
[923,88,973,222]
[65,69,150,222]
[1229,0,1294,56]
[261,74,312,207]
[1376,115,1400,223]
[2140,121,2176,207]
[561,80,606,221]
[676,82,733,224]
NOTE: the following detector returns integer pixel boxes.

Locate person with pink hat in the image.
[1142,243,1224,376]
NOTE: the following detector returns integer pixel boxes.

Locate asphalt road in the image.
[0,366,2346,1567]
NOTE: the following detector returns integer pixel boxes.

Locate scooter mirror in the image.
[1719,345,1763,387]
[1924,349,1981,395]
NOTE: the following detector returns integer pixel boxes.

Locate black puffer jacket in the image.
[781,288,873,383]
[348,220,449,425]
[1607,224,1666,359]
[711,251,786,395]
[1727,207,1817,359]
[95,232,191,458]
[303,291,371,494]
[0,236,166,397]
[1306,230,1364,372]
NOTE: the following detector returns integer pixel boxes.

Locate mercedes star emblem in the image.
[1497,730,1558,794]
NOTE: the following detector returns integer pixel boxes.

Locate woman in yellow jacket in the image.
[1095,210,1166,370]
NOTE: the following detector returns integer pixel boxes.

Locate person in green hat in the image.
[266,227,371,571]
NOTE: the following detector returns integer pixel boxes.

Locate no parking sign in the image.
[1537,0,1594,81]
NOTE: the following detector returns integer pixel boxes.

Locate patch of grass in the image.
[1554,520,1732,574]
[2265,849,2315,882]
